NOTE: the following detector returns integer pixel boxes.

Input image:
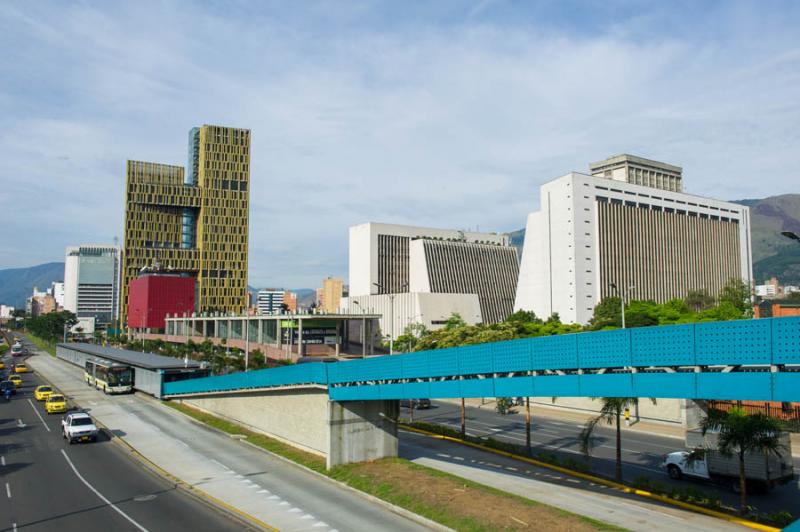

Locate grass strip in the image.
[165,401,624,531]
[23,332,57,356]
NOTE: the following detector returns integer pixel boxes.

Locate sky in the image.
[0,0,798,289]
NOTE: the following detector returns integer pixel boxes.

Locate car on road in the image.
[34,385,54,401]
[8,374,22,388]
[62,412,98,444]
[0,360,5,369]
[14,363,29,373]
[0,380,16,396]
[400,398,432,409]
[10,342,24,356]
[45,393,68,414]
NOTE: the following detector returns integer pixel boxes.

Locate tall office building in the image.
[120,124,251,326]
[64,245,121,327]
[515,155,752,325]
[257,289,285,315]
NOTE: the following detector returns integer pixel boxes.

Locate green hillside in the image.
[736,194,800,284]
[0,262,64,308]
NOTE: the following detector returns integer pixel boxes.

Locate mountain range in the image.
[2,194,799,307]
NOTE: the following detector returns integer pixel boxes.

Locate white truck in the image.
[61,412,99,444]
[662,428,794,492]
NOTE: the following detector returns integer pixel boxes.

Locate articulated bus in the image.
[85,357,133,394]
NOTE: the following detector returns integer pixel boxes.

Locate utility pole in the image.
[460,397,466,438]
[373,282,407,355]
[609,283,634,329]
[525,397,531,455]
[244,318,249,372]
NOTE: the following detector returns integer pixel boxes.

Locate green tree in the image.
[700,407,786,514]
[624,300,659,328]
[580,397,655,482]
[588,297,622,330]
[718,278,753,317]
[395,323,428,353]
[685,289,715,312]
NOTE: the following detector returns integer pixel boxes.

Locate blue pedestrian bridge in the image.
[162,316,800,402]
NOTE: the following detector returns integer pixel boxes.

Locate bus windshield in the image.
[109,368,133,386]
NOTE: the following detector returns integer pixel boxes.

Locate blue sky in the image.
[1,1,798,288]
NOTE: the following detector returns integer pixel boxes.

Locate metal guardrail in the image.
[162,316,800,401]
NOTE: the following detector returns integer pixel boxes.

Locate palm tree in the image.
[579,397,655,482]
[700,407,785,514]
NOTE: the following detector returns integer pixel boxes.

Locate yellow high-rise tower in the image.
[120,124,251,326]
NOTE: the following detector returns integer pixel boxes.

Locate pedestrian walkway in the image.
[26,352,427,532]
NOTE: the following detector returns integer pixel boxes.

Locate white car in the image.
[61,412,99,444]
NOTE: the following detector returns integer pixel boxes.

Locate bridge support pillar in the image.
[327,400,399,468]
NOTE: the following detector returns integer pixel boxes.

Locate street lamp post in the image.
[373,282,408,355]
[609,283,634,329]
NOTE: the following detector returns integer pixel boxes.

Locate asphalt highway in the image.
[0,351,244,532]
[408,400,800,515]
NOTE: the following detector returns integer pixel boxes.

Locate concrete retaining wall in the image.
[178,390,398,468]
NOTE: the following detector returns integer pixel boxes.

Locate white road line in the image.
[1,456,5,466]
[16,419,25,429]
[60,450,149,532]
[12,523,17,532]
[27,399,50,432]
[5,482,10,498]
[210,458,229,470]
[257,489,269,494]
[313,522,328,528]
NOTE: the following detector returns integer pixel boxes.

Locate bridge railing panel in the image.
[401,351,431,378]
[529,334,578,370]
[772,316,800,365]
[695,319,772,366]
[457,344,493,376]
[494,376,534,397]
[577,329,632,369]
[427,348,459,378]
[491,338,532,373]
[631,323,696,367]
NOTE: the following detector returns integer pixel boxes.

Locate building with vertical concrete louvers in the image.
[120,125,250,327]
[514,155,752,325]
[346,223,519,339]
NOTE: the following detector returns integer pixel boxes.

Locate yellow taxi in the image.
[14,363,29,374]
[8,374,22,387]
[34,385,54,401]
[45,393,67,414]
[0,360,5,369]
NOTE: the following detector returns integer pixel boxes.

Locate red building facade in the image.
[127,275,196,329]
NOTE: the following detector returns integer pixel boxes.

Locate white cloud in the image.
[0,1,798,288]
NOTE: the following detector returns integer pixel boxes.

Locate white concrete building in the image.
[64,245,121,327]
[0,305,14,318]
[515,156,753,325]
[51,282,65,308]
[348,222,518,338]
[341,292,482,342]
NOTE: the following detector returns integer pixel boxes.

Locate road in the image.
[400,429,740,531]
[0,350,242,532]
[408,400,800,515]
[14,335,429,532]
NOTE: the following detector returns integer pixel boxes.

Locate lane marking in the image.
[1,456,5,466]
[5,482,10,498]
[28,399,51,432]
[210,458,229,470]
[60,450,149,532]
[16,419,26,429]
[12,523,17,532]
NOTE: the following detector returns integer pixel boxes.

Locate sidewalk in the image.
[26,352,428,532]
[444,397,800,456]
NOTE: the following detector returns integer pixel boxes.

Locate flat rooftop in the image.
[58,343,203,370]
